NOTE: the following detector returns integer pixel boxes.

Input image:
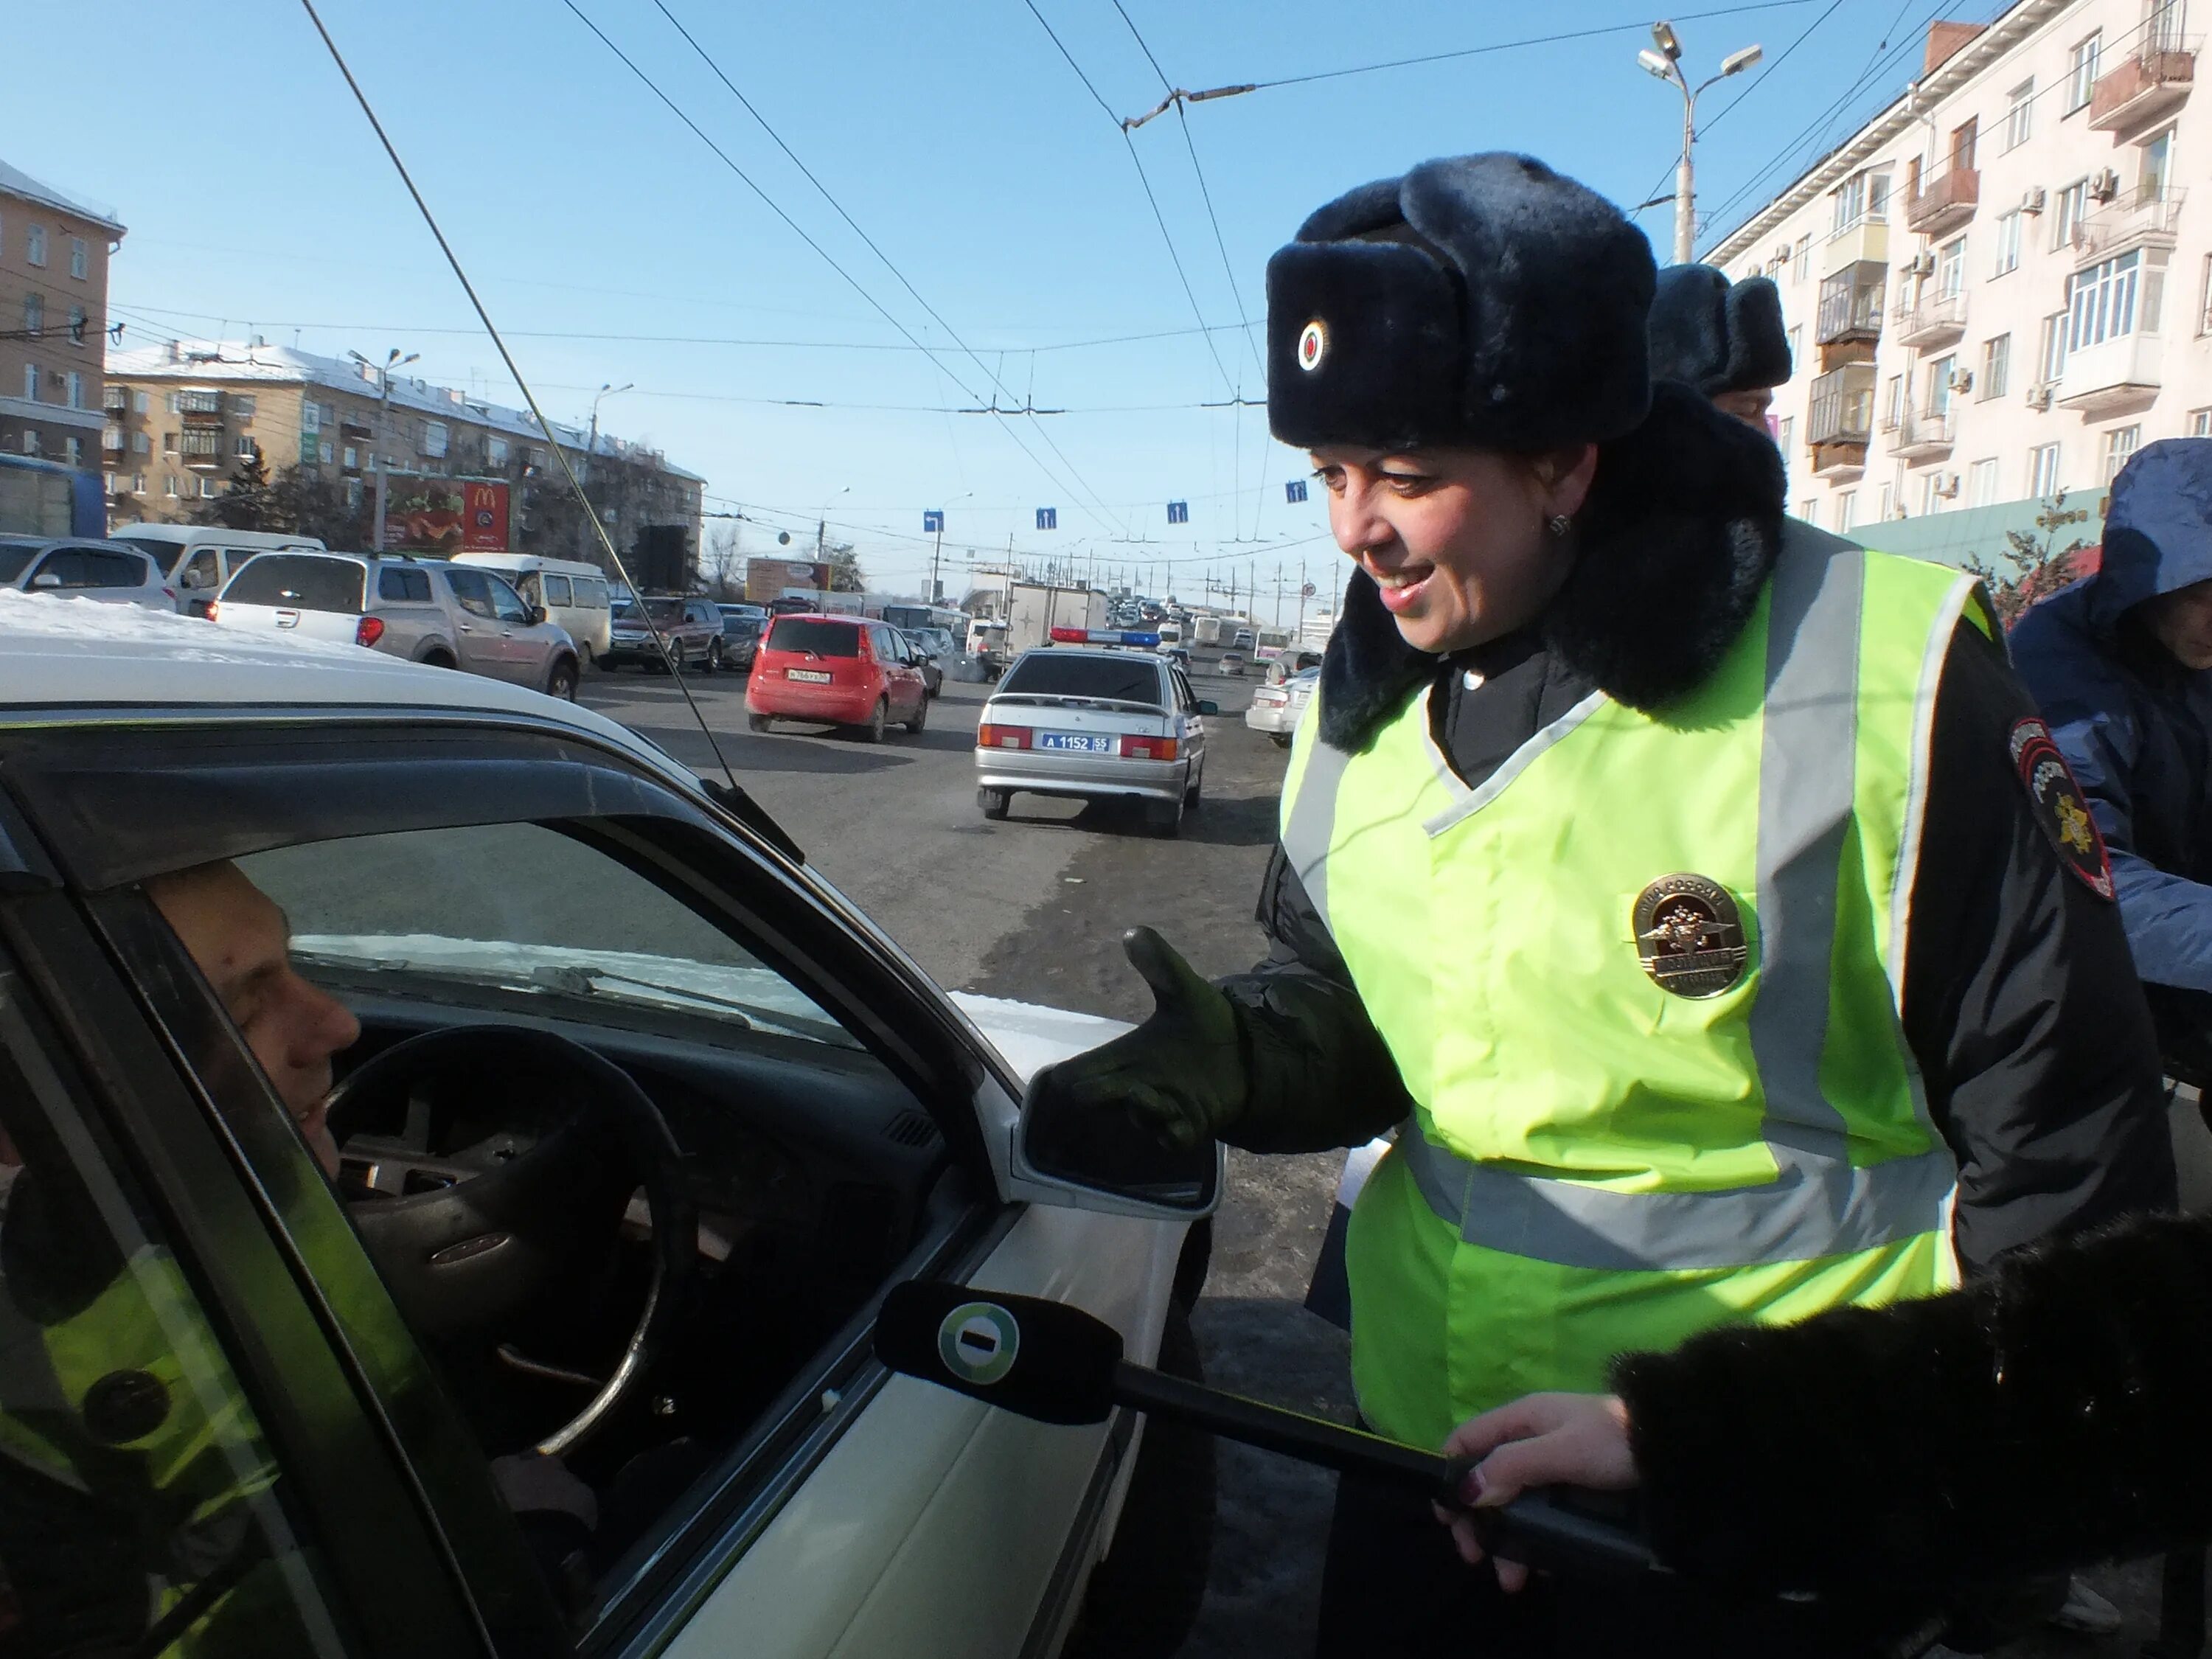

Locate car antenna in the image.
[299,0,742,801]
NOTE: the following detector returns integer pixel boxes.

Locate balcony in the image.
[2056,330,2162,415]
[341,420,375,440]
[2089,38,2197,134]
[1905,167,1980,237]
[180,431,223,469]
[1815,262,1885,366]
[101,386,128,414]
[1821,214,1889,278]
[1893,407,1955,460]
[2069,187,2186,260]
[101,425,125,453]
[1893,289,1969,349]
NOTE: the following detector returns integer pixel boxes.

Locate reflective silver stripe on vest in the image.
[1403,528,1958,1273]
[1281,725,1354,936]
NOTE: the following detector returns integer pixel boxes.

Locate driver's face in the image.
[147,862,359,1176]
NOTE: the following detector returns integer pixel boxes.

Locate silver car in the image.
[0,536,178,611]
[213,550,583,698]
[1246,664,1319,748]
[976,647,1214,835]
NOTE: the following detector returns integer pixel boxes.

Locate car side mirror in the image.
[29,572,60,589]
[1017,1071,1221,1214]
[526,603,547,626]
[1198,700,1219,716]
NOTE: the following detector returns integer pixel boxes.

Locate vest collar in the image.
[1318,383,1787,752]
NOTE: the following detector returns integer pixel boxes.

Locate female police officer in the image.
[1034,153,2172,1657]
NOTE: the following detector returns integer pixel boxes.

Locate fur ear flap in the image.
[1318,568,1434,751]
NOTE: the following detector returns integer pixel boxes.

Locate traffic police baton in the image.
[874,1280,1661,1582]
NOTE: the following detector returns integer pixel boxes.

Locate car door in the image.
[483,570,551,684]
[177,546,225,616]
[874,625,920,718]
[10,717,1206,1659]
[28,543,162,608]
[1172,666,1206,773]
[439,565,516,680]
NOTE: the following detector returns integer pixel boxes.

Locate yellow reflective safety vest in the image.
[1279,525,1990,1450]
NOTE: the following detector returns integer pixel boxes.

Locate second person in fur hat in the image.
[1033,152,2172,1657]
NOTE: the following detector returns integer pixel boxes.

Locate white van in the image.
[450,552,614,664]
[107,525,327,617]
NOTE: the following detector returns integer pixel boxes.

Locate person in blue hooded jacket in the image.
[2012,438,2212,1074]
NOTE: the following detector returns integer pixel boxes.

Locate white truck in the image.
[1004,582,1107,655]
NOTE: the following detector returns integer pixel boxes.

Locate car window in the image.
[1173,668,1200,710]
[227,555,365,614]
[0,1001,348,1655]
[574,577,609,610]
[181,548,224,591]
[485,574,532,625]
[999,654,1164,706]
[442,566,496,620]
[541,574,572,606]
[34,547,150,590]
[0,546,35,584]
[765,618,858,657]
[376,566,432,603]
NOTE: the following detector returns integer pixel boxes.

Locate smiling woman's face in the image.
[1310,442,1599,655]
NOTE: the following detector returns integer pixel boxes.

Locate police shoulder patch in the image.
[2008,717,2115,901]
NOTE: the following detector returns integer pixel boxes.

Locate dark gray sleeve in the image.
[1206,844,1413,1153]
[1901,621,2177,1274]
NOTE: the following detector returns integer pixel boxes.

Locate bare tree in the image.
[705,523,744,599]
[1965,490,2096,627]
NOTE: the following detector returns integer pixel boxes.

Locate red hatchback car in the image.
[745,613,931,741]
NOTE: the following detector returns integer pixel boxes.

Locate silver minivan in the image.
[975,647,1213,835]
[212,551,583,698]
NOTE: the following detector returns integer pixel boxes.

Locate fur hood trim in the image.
[1317,383,1786,752]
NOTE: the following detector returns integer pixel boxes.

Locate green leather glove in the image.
[1037,927,1250,1150]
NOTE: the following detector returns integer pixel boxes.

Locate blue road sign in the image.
[1036,507,1057,530]
[923,509,945,533]
[1285,479,1309,504]
[1166,500,1189,524]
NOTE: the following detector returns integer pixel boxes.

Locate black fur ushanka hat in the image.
[1647,264,1793,397]
[1265,153,1656,455]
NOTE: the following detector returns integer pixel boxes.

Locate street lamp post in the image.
[349,347,419,552]
[1638,23,1763,264]
[583,383,632,562]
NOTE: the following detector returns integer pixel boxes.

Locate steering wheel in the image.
[325,1025,695,1455]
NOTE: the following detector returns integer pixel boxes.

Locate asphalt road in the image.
[579,655,2172,1659]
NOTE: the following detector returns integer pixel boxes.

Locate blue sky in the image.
[7,0,1969,615]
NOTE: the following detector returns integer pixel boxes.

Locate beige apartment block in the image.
[0,160,125,470]
[1708,0,2211,564]
[103,338,703,558]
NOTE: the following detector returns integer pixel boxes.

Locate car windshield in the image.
[223,554,365,613]
[766,617,860,657]
[999,654,1162,706]
[0,547,35,583]
[646,598,686,624]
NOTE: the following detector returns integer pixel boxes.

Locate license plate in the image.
[788,669,832,684]
[1037,732,1117,753]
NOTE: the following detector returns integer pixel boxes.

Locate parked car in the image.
[106,524,326,618]
[451,552,616,666]
[604,595,726,673]
[1247,664,1319,748]
[212,549,582,698]
[0,535,180,611]
[0,594,1217,1659]
[976,647,1214,835]
[747,613,929,741]
[1217,651,1247,676]
[717,607,768,672]
[898,627,947,698]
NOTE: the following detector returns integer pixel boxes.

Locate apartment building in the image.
[102,338,703,558]
[1708,0,2211,564]
[0,159,125,468]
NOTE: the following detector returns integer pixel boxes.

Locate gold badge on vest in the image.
[1634,874,1750,998]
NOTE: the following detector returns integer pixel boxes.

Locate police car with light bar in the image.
[975,641,1215,837]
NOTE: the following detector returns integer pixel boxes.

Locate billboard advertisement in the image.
[745,557,831,602]
[383,476,510,554]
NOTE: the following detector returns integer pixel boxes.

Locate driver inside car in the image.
[145,861,604,1568]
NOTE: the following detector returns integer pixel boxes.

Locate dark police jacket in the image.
[1219,389,2174,1276]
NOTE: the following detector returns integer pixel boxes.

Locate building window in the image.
[68,236,87,279]
[1921,474,1947,515]
[199,476,220,499]
[234,435,257,458]
[344,478,363,509]
[1967,458,2000,507]
[1796,497,1818,521]
[2053,178,2090,250]
[181,431,221,459]
[161,431,178,454]
[2143,128,2174,202]
[25,223,46,266]
[64,372,83,411]
[2068,251,2144,351]
[1776,416,1794,458]
[163,475,178,498]
[2005,78,2035,150]
[487,435,509,467]
[19,432,35,456]
[131,431,149,453]
[131,472,145,493]
[21,365,36,403]
[230,393,257,420]
[341,445,358,469]
[319,439,334,464]
[66,305,86,343]
[1926,354,1958,419]
[1883,373,1906,429]
[63,437,80,467]
[1938,235,1967,299]
[1878,482,1896,519]
[133,390,149,414]
[420,420,448,459]
[301,401,320,434]
[165,392,180,414]
[2102,424,2141,481]
[1834,490,1857,532]
[2187,408,2212,437]
[2067,32,2101,111]
[1994,210,2023,276]
[1981,334,2011,398]
[1793,233,1811,279]
[2039,312,2069,384]
[20,293,41,336]
[2150,0,2188,51]
[1787,324,1803,367]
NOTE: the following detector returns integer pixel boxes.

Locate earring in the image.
[1547,514,1571,538]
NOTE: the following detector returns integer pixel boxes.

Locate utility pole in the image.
[1638,23,1763,263]
[1297,558,1308,639]
[930,521,945,602]
[349,347,418,552]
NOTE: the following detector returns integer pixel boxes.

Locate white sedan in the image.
[0,591,1218,1659]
